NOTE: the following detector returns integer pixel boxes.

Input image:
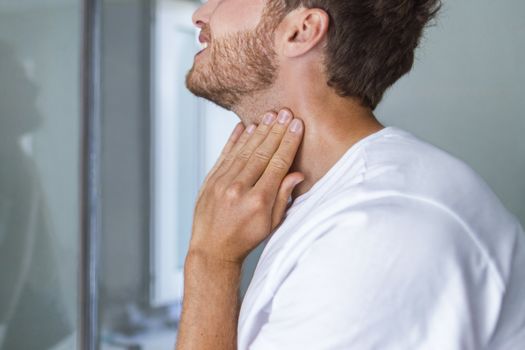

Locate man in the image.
[177,0,525,349]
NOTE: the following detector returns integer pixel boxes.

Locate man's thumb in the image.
[271,173,304,230]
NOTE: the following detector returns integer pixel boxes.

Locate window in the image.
[150,0,238,306]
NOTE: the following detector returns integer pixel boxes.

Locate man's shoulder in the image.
[268,192,479,291]
[278,195,506,309]
[304,193,472,260]
[331,127,512,233]
[359,127,483,195]
[310,185,515,277]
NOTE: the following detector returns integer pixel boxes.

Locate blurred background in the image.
[0,0,523,349]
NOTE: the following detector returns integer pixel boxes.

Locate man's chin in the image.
[185,69,208,100]
[185,81,234,112]
[182,67,234,110]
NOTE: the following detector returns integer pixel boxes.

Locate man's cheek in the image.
[211,2,261,35]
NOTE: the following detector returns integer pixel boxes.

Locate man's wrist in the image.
[184,248,243,277]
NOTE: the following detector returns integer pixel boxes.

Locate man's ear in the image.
[280,8,329,58]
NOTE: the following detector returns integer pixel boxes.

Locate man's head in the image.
[186,0,441,111]
[186,0,285,111]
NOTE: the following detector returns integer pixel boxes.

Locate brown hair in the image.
[276,0,442,110]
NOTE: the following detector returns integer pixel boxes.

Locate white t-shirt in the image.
[237,126,525,350]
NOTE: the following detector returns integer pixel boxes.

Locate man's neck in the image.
[231,79,385,201]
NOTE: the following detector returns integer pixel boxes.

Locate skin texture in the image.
[178,0,386,349]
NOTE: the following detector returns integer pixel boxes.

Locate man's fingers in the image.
[222,122,245,156]
[219,111,279,184]
[212,122,255,179]
[234,109,294,187]
[256,117,304,194]
[204,122,245,182]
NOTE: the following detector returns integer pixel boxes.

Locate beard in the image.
[185,4,283,111]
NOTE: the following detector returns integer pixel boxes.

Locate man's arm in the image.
[176,251,242,349]
[175,109,304,350]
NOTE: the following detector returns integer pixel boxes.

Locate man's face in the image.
[186,0,284,110]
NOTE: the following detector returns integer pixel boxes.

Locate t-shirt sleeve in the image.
[248,198,501,350]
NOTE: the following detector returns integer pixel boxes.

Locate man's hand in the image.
[188,108,305,265]
[175,109,304,350]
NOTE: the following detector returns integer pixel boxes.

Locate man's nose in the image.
[192,1,215,28]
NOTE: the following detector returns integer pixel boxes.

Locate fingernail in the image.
[262,113,275,125]
[233,122,244,134]
[277,110,292,124]
[289,119,302,133]
[247,124,256,134]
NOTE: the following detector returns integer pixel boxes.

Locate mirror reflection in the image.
[0,1,81,349]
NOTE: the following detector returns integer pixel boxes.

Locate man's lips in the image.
[195,48,207,58]
[196,43,209,57]
[196,31,211,56]
[199,32,210,44]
